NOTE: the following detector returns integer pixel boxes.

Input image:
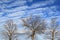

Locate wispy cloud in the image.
[0,0,60,26]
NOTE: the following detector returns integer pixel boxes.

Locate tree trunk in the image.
[31,31,35,40]
[9,38,11,40]
[9,36,12,40]
[32,35,34,40]
[51,30,55,40]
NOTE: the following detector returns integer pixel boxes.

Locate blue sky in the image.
[0,0,60,40]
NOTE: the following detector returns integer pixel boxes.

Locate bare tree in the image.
[1,19,18,40]
[44,17,59,40]
[22,15,46,40]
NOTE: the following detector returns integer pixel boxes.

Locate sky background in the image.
[0,0,60,40]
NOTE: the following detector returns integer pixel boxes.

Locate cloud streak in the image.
[0,0,60,26]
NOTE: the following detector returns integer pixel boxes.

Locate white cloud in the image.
[0,5,59,27]
[27,0,55,9]
[7,0,26,8]
[7,11,25,17]
[0,0,55,13]
[0,0,59,30]
[0,17,9,27]
[2,6,28,13]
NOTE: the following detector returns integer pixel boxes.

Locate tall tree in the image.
[22,15,46,40]
[1,19,18,40]
[44,17,59,40]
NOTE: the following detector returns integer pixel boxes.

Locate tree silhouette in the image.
[1,19,18,40]
[22,15,46,40]
[44,17,60,40]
